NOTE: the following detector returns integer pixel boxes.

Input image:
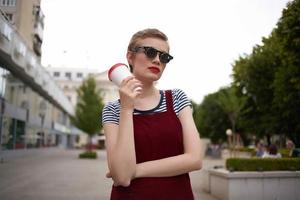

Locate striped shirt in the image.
[102,89,192,125]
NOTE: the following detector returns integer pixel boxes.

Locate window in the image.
[18,85,26,94]
[0,0,16,6]
[76,73,83,78]
[65,72,71,79]
[5,13,13,21]
[10,86,14,102]
[53,72,60,77]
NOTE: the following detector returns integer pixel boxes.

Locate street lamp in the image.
[226,129,233,145]
[226,129,233,157]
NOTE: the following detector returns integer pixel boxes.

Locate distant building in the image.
[46,67,119,107]
[93,70,119,105]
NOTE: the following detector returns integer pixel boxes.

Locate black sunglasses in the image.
[133,46,173,64]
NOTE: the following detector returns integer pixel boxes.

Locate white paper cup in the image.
[108,63,132,86]
[108,63,142,92]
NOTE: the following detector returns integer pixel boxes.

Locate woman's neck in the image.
[134,82,161,111]
[138,82,158,99]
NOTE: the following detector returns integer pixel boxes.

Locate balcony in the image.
[0,11,74,117]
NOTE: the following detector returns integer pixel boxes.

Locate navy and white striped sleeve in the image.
[102,102,120,125]
[172,89,192,115]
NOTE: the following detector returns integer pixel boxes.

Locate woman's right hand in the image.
[119,76,142,111]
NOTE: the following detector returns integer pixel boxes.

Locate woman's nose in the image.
[152,53,160,64]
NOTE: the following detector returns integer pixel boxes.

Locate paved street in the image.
[0,148,223,200]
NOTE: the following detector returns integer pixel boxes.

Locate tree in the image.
[232,38,280,138]
[71,77,104,151]
[194,91,231,144]
[216,87,245,135]
[272,0,300,146]
[232,0,300,146]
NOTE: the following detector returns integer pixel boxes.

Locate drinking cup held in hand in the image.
[108,63,132,86]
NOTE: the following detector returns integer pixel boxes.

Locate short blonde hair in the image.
[127,28,169,52]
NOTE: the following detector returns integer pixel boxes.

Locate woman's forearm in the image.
[135,153,202,178]
[109,109,136,186]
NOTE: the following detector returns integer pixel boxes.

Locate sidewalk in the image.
[0,148,223,200]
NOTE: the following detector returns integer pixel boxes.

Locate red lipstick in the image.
[148,66,160,74]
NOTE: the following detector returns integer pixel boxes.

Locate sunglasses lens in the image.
[160,53,171,63]
[145,47,158,59]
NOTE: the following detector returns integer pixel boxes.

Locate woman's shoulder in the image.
[103,100,120,112]
[168,88,190,103]
[163,88,191,114]
[102,100,120,125]
[170,88,187,96]
[160,88,188,98]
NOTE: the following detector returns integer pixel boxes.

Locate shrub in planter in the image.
[79,151,98,159]
[278,148,291,157]
[232,147,256,153]
[226,158,300,171]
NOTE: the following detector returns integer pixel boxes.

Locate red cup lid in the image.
[108,63,128,81]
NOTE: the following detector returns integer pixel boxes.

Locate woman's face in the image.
[127,37,170,83]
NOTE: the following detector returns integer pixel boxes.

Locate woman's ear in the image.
[126,51,134,66]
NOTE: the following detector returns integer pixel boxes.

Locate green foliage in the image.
[71,77,104,136]
[231,0,300,145]
[192,85,247,144]
[216,87,246,134]
[226,158,300,171]
[272,0,300,144]
[233,147,256,153]
[232,36,281,136]
[79,151,98,159]
[278,148,291,158]
[193,91,231,143]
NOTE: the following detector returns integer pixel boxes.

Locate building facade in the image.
[0,1,80,150]
[0,0,43,58]
[46,67,99,108]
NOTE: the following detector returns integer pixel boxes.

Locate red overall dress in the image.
[110,90,194,200]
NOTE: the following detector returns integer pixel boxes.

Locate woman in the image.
[102,28,202,199]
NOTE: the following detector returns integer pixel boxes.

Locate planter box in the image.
[221,149,253,159]
[208,168,300,200]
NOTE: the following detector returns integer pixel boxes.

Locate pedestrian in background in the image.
[255,141,266,157]
[262,144,282,158]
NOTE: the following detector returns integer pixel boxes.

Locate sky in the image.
[40,0,291,103]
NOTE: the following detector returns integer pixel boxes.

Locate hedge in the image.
[79,151,98,159]
[226,158,300,171]
[278,148,291,157]
[230,147,256,153]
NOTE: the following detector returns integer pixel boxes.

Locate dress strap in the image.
[165,90,174,113]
